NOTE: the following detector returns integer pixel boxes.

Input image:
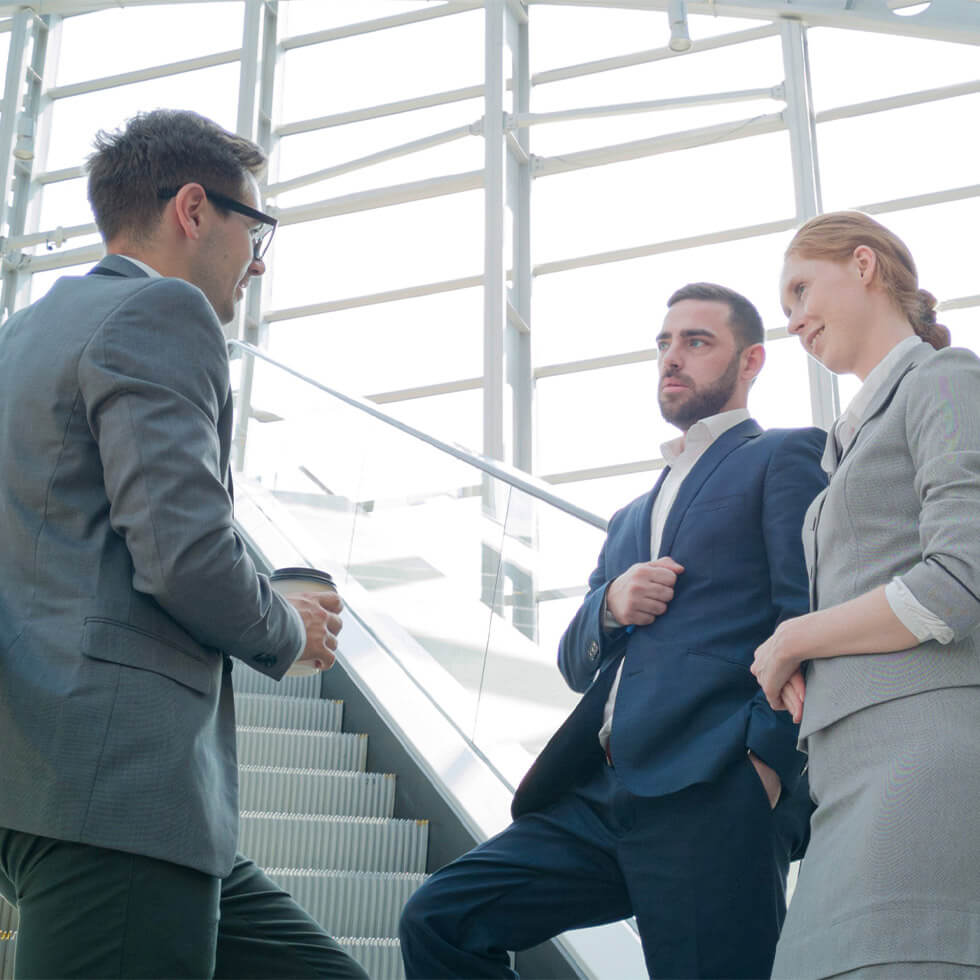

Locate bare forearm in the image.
[799,585,919,661]
[752,585,919,713]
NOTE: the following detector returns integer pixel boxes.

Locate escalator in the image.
[0,344,647,980]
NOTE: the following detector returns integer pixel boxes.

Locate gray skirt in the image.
[772,687,980,980]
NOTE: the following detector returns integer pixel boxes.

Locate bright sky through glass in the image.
[18,0,980,517]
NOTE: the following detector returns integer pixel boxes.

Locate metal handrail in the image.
[229,340,608,531]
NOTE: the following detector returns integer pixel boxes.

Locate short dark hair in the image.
[86,109,267,243]
[666,282,765,350]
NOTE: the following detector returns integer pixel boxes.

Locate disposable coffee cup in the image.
[270,567,337,676]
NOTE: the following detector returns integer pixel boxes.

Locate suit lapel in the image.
[658,418,762,558]
[635,467,671,560]
[826,345,930,476]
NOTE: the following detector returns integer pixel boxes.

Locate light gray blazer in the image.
[800,341,980,740]
[0,255,304,877]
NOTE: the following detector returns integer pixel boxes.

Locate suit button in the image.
[588,640,599,660]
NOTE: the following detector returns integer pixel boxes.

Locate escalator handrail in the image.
[230,339,608,531]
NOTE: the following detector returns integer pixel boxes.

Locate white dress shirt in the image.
[116,254,161,278]
[598,409,751,752]
[836,334,953,645]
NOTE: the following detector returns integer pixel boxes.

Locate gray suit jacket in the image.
[0,255,304,877]
[800,341,980,740]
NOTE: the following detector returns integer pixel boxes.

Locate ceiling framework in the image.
[1,0,978,487]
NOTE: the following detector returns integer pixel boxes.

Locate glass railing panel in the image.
[473,485,607,786]
[233,345,608,787]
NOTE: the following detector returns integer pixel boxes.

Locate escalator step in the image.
[239,766,395,818]
[236,693,343,731]
[337,937,406,980]
[240,813,428,873]
[232,669,321,698]
[265,869,425,938]
[237,727,367,771]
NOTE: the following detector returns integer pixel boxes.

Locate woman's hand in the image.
[777,670,806,725]
[752,618,811,720]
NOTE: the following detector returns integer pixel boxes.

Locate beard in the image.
[658,351,740,430]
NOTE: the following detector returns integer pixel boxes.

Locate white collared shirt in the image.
[836,335,952,645]
[114,254,162,278]
[598,409,751,751]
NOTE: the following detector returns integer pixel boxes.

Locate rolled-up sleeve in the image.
[899,347,980,641]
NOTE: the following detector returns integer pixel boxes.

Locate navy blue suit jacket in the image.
[513,420,827,824]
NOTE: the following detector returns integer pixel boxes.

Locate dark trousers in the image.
[0,829,368,979]
[400,756,788,979]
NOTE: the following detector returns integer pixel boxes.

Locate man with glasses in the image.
[0,110,366,979]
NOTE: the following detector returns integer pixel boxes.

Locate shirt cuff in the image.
[601,590,624,632]
[886,577,954,645]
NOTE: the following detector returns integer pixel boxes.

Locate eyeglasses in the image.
[158,185,278,260]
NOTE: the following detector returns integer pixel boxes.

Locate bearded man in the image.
[399,282,827,979]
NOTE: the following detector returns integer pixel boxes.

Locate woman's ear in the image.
[852,244,877,285]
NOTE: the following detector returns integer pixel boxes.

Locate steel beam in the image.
[781,19,838,431]
[532,112,785,177]
[818,79,980,125]
[275,85,485,138]
[0,8,30,237]
[265,274,485,323]
[44,49,241,101]
[1,11,49,319]
[274,170,483,225]
[533,215,799,276]
[508,1,533,480]
[527,0,980,45]
[484,0,507,466]
[531,23,780,84]
[267,123,478,196]
[514,85,783,127]
[233,0,279,472]
[279,1,482,51]
[939,294,980,312]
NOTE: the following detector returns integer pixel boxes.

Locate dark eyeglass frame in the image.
[158,185,278,260]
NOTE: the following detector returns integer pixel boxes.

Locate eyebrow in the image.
[655,328,717,343]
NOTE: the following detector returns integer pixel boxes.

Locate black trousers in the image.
[400,756,789,979]
[0,829,368,979]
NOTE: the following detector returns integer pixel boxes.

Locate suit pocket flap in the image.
[82,617,214,695]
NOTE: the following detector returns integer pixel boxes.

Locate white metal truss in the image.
[780,18,839,431]
[0,10,54,319]
[2,0,979,483]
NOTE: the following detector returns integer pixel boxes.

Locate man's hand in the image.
[287,591,343,672]
[605,557,684,627]
[748,751,781,809]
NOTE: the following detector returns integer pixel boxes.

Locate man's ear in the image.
[742,342,766,383]
[172,183,208,243]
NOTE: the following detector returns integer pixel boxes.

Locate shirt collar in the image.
[661,408,750,464]
[114,254,162,278]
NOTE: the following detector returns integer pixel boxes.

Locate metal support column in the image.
[233,0,279,471]
[481,0,537,640]
[507,2,532,476]
[481,0,509,620]
[0,9,34,320]
[483,0,507,467]
[0,11,49,318]
[780,20,838,431]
